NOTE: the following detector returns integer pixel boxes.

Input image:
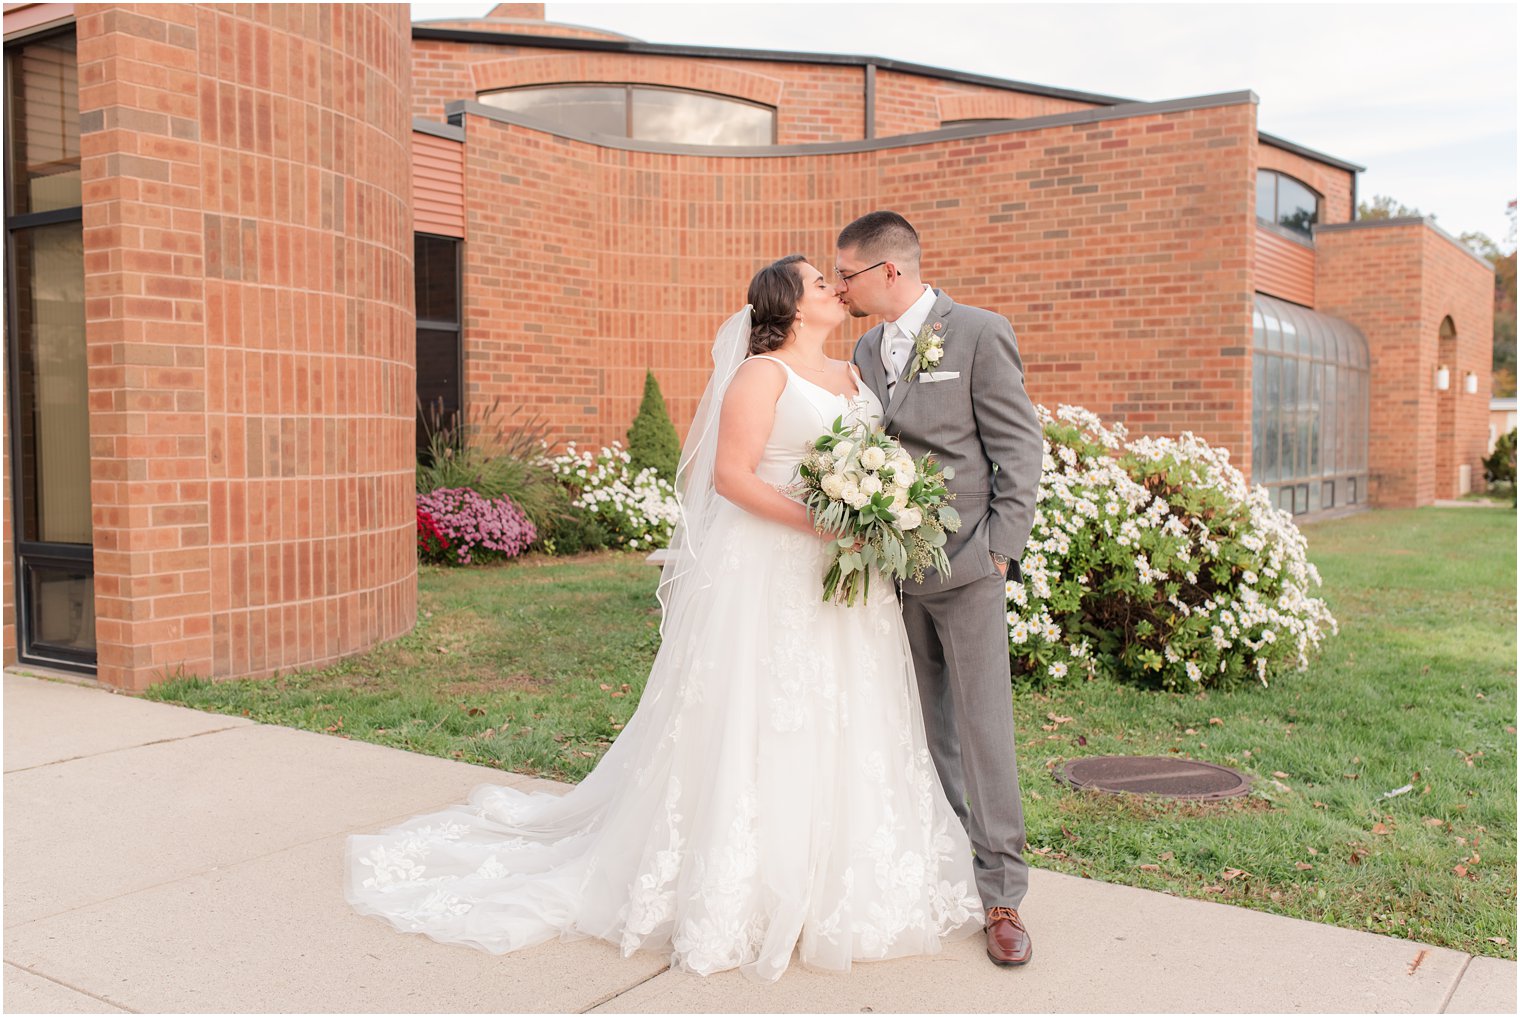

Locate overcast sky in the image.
[411,1,1518,251]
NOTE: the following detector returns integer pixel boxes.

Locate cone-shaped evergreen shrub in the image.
[626,369,681,482]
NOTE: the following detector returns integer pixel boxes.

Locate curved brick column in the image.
[78,4,415,689]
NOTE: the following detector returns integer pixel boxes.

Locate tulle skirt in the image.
[345,500,982,981]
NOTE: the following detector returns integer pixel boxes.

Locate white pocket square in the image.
[919,371,961,383]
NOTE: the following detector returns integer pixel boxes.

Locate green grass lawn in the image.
[147,507,1517,958]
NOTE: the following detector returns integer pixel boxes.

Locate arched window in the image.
[479,84,776,146]
[1252,294,1370,514]
[1256,170,1321,239]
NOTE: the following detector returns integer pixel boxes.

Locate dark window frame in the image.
[479,81,779,145]
[5,24,95,672]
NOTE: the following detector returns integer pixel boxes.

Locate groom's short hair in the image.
[837,211,921,271]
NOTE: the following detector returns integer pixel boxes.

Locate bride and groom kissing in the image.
[348,211,1045,980]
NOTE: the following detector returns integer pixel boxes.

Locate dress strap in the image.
[748,353,793,373]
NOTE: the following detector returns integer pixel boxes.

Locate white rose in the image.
[821,474,846,499]
[860,446,887,470]
[925,346,943,364]
[896,507,923,530]
[833,440,855,462]
[840,480,861,504]
[860,475,882,496]
[845,489,871,510]
[890,487,910,511]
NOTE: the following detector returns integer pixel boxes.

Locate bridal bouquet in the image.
[797,417,960,606]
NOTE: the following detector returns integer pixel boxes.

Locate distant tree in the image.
[1357,194,1428,221]
[626,369,681,482]
[1492,248,1517,398]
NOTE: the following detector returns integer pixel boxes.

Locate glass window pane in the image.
[414,235,459,324]
[1276,176,1319,237]
[1266,356,1281,482]
[26,562,95,653]
[416,327,461,452]
[1283,354,1298,480]
[1323,364,1337,475]
[480,85,628,136]
[1256,171,1276,223]
[630,87,773,145]
[13,221,90,544]
[1279,310,1300,356]
[6,32,81,215]
[1298,358,1312,480]
[1252,353,1265,484]
[1309,361,1322,477]
[1253,307,1266,349]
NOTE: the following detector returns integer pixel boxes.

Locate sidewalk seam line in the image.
[580,964,672,1013]
[4,960,139,1013]
[4,724,250,774]
[1438,953,1474,1013]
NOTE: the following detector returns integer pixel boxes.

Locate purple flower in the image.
[416,487,537,565]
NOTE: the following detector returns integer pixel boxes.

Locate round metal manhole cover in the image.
[1055,755,1252,801]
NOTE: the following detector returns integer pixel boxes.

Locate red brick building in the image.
[4,3,1494,686]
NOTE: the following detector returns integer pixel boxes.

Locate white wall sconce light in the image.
[1464,371,1478,394]
[1435,365,1450,391]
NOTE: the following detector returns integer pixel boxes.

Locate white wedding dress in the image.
[346,354,983,982]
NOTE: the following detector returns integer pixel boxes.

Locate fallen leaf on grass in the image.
[1139,864,1160,872]
[1452,864,1470,879]
[1488,936,1509,946]
[1208,717,1223,726]
[1371,822,1391,836]
[1422,817,1446,828]
[464,706,485,717]
[1312,801,1327,809]
[1272,771,1290,779]
[1506,726,1516,735]
[1030,846,1053,856]
[1307,847,1318,856]
[1159,851,1174,861]
[325,716,344,732]
[1203,885,1224,894]
[1342,773,1360,780]
[1184,728,1198,735]
[599,683,611,690]
[1295,862,1313,870]
[1220,868,1249,881]
[1348,849,1366,865]
[1047,713,1073,725]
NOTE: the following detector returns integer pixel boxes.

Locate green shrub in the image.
[1484,428,1516,487]
[626,370,681,482]
[1006,405,1337,691]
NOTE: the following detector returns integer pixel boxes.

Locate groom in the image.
[838,211,1043,967]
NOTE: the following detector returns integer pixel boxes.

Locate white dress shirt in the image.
[881,285,938,398]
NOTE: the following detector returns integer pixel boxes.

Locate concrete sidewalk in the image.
[4,670,1514,1014]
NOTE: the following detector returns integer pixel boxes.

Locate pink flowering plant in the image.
[1008,404,1337,690]
[415,487,536,566]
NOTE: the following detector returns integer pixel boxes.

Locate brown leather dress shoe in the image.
[985,906,1033,966]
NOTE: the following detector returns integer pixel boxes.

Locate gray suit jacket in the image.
[851,289,1042,594]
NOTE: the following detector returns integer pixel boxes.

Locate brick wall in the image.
[74,3,415,689]
[1315,220,1493,506]
[457,98,1258,468]
[411,35,1104,144]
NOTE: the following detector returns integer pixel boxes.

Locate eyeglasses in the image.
[835,260,887,284]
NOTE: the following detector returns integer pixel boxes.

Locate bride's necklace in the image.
[792,357,831,373]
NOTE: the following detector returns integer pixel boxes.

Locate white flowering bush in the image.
[544,441,679,552]
[1008,405,1337,690]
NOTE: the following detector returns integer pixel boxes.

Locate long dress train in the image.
[346,359,983,981]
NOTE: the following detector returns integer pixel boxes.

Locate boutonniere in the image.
[905,321,945,382]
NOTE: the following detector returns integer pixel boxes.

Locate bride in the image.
[346,255,983,981]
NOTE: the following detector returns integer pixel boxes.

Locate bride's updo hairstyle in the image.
[745,254,807,355]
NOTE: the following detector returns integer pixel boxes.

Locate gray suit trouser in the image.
[902,571,1029,910]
